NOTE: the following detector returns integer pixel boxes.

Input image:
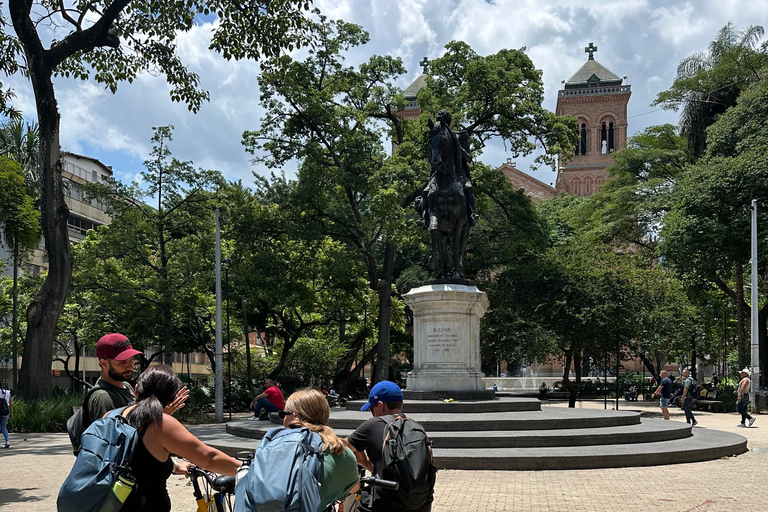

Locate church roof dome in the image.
[404,73,428,100]
[565,59,622,88]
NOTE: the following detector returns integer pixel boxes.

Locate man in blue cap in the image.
[345,380,434,512]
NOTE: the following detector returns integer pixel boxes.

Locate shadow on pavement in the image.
[0,487,46,505]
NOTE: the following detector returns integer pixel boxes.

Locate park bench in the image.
[692,390,725,412]
[548,391,570,399]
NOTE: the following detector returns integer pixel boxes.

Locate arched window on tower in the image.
[585,178,592,195]
[573,178,580,196]
[608,122,615,152]
[580,123,587,155]
[601,123,607,154]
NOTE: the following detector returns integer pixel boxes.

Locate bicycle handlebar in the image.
[189,466,236,494]
[359,476,399,491]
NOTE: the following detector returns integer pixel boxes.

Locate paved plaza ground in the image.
[0,399,765,511]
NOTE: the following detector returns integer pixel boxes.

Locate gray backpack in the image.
[234,426,324,512]
[66,383,129,456]
[380,415,436,510]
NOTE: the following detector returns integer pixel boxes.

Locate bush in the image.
[175,385,214,424]
[9,389,82,433]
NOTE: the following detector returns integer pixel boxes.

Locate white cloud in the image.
[4,0,765,188]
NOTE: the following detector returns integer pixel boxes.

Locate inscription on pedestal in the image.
[427,327,459,353]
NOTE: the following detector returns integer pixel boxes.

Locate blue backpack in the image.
[235,427,324,512]
[57,408,139,512]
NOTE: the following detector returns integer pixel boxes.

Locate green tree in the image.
[246,18,577,383]
[660,70,768,380]
[654,23,767,158]
[223,178,370,387]
[0,157,40,387]
[2,0,313,398]
[79,126,222,365]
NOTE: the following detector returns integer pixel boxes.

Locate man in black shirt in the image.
[346,381,433,512]
[85,333,187,426]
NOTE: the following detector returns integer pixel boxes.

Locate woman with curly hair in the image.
[281,388,360,510]
[119,364,242,511]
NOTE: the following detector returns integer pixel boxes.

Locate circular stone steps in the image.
[222,400,748,470]
[225,417,690,448]
[432,427,747,470]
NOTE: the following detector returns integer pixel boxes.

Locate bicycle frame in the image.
[188,467,234,512]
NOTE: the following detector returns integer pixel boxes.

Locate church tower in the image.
[555,43,631,196]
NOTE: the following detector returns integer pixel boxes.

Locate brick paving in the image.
[0,401,764,511]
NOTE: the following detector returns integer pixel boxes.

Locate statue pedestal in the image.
[404,283,491,396]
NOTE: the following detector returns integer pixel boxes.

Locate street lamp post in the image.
[224,259,231,421]
[214,209,223,422]
[616,338,620,411]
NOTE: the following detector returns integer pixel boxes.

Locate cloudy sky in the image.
[5,0,768,188]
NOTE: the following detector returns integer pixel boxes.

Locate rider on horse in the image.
[416,110,479,229]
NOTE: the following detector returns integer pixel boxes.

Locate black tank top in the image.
[122,430,174,512]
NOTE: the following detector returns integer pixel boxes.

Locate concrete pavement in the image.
[0,401,764,511]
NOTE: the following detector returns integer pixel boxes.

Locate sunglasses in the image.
[278,410,295,420]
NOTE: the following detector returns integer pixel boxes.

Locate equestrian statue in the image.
[414,110,479,280]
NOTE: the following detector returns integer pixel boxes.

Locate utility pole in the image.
[242,296,251,385]
[214,209,223,422]
[750,199,759,406]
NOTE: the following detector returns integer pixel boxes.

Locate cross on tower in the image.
[585,42,597,60]
[420,56,429,73]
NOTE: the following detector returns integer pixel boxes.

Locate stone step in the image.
[326,408,640,432]
[224,418,690,448]
[227,408,641,439]
[345,397,541,413]
[431,427,747,470]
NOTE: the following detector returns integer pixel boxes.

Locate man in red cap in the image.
[83,333,143,428]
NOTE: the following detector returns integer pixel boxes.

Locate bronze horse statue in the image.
[415,112,475,279]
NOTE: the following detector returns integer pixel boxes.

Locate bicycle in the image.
[335,467,399,512]
[189,451,253,512]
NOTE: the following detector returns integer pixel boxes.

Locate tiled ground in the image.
[0,400,763,512]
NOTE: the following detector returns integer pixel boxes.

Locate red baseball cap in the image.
[96,333,142,361]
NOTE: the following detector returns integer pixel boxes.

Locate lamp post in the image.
[214,209,223,422]
[224,258,231,421]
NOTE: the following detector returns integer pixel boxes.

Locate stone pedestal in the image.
[404,283,490,393]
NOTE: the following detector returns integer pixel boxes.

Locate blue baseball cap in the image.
[360,381,403,411]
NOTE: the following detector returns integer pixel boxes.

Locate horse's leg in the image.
[429,229,440,269]
[440,229,450,279]
[456,220,470,279]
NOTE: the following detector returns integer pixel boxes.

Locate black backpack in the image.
[0,390,9,416]
[379,415,436,510]
[66,383,130,456]
[688,378,700,398]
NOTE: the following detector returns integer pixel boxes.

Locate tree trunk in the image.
[734,261,747,369]
[562,349,578,408]
[17,44,72,399]
[373,242,395,384]
[11,239,19,388]
[637,352,660,382]
[574,350,582,385]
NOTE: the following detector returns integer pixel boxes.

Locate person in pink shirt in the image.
[249,378,285,420]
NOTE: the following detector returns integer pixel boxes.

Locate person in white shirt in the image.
[0,382,12,448]
[737,368,756,427]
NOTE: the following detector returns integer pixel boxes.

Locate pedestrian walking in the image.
[681,369,697,426]
[650,370,671,420]
[737,368,756,428]
[0,382,12,448]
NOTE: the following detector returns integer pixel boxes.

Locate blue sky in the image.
[5,0,768,189]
